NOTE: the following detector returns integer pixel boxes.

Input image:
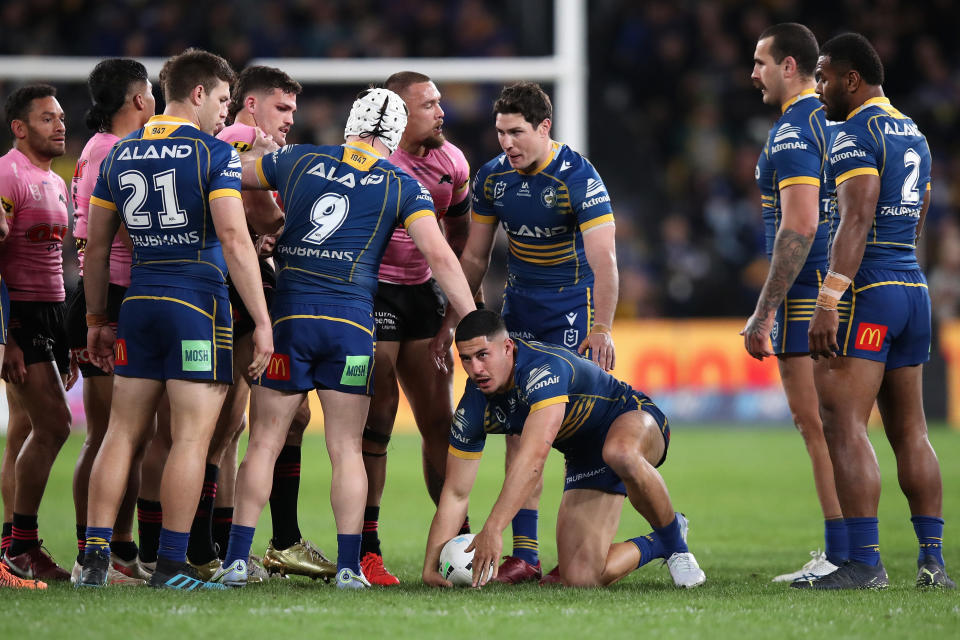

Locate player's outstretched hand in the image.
[1,339,26,384]
[465,527,500,587]
[248,323,274,380]
[578,329,615,371]
[808,307,839,361]
[422,568,453,589]
[740,312,775,360]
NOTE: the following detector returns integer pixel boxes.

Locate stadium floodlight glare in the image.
[0,0,586,152]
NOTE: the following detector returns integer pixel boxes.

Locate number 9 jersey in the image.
[90,115,243,294]
[254,140,436,310]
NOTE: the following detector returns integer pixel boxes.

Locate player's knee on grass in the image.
[561,562,603,587]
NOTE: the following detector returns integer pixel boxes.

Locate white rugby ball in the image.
[438,534,476,586]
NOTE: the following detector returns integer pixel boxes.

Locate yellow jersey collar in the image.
[146,114,196,130]
[343,140,384,159]
[518,141,560,176]
[781,88,817,114]
[846,96,890,121]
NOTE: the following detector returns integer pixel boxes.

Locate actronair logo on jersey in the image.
[581,178,610,210]
[525,364,560,394]
[830,132,867,161]
[771,124,808,153]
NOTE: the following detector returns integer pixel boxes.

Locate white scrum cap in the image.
[343,87,408,154]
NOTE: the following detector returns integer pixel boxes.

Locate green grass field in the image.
[1,425,959,639]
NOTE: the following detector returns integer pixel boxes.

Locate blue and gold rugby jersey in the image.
[825,97,930,270]
[448,340,642,460]
[472,142,613,290]
[255,141,435,308]
[90,115,242,294]
[755,90,832,276]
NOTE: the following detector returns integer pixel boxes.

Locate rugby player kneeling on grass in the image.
[423,310,705,589]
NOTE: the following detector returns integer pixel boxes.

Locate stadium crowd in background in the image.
[1,0,958,322]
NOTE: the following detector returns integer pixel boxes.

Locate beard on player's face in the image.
[421,131,445,150]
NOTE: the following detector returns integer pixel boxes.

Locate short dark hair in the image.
[759,23,819,77]
[5,84,56,129]
[228,65,302,120]
[159,48,236,104]
[493,82,552,127]
[385,71,432,96]
[455,310,508,343]
[820,33,884,86]
[85,58,149,132]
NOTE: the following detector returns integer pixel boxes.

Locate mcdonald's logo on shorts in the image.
[266,353,290,380]
[855,322,887,352]
[114,338,128,365]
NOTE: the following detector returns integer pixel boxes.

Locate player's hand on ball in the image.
[248,323,274,379]
[465,528,500,587]
[422,567,453,588]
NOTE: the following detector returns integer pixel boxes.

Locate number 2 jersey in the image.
[825,97,930,271]
[471,142,613,290]
[89,115,243,294]
[253,140,436,309]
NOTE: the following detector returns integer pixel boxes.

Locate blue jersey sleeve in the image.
[567,159,614,232]
[828,123,881,188]
[471,161,498,224]
[448,385,489,459]
[517,352,571,412]
[255,147,283,191]
[397,172,436,230]
[208,142,242,201]
[769,119,823,190]
[89,147,118,211]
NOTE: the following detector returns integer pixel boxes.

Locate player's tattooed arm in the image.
[742,182,818,359]
[757,228,813,318]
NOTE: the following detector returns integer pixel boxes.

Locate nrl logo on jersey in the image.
[525,364,560,394]
[493,181,507,201]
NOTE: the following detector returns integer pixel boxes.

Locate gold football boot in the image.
[187,557,223,581]
[263,538,336,581]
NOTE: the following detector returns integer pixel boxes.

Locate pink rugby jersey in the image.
[218,121,257,153]
[0,148,69,301]
[379,141,470,285]
[73,132,132,287]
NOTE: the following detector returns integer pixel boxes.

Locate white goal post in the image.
[0,0,587,152]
